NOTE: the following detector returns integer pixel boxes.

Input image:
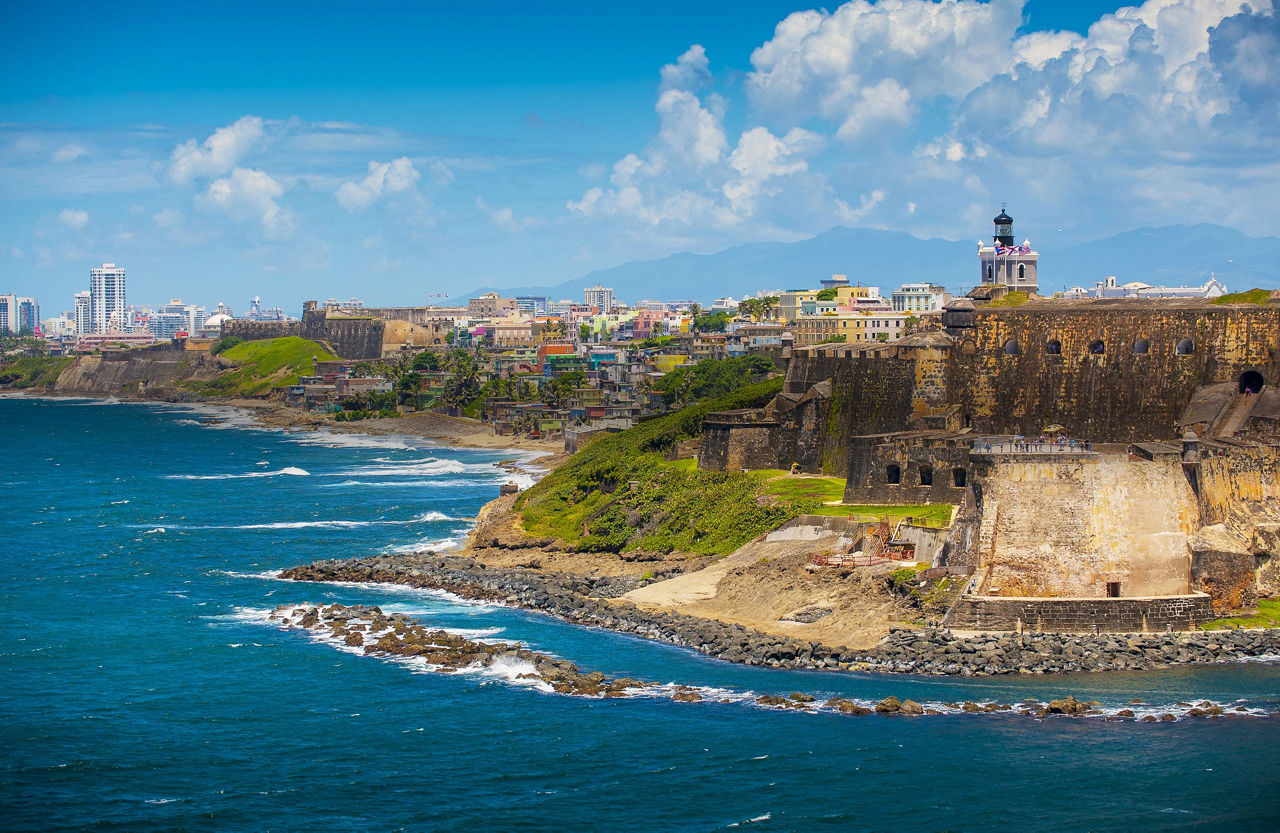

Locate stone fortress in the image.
[221,301,452,360]
[700,209,1280,632]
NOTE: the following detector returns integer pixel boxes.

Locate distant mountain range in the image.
[466,223,1280,303]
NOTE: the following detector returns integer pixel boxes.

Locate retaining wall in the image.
[946,592,1215,633]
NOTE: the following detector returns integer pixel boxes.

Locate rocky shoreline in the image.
[279,553,1280,676]
[269,603,1258,721]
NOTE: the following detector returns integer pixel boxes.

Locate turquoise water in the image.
[2,396,1278,832]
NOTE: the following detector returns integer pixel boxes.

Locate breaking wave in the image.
[165,466,310,480]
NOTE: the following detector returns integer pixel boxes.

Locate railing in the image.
[971,438,1093,454]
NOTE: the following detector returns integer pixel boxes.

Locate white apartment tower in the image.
[74,291,91,336]
[89,263,127,333]
[583,283,614,313]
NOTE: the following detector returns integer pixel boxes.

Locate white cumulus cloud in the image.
[57,208,88,229]
[336,157,421,211]
[199,167,295,238]
[168,116,265,183]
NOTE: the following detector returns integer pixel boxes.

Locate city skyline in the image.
[2,0,1277,309]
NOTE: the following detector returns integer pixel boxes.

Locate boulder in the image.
[875,696,902,713]
[899,699,924,715]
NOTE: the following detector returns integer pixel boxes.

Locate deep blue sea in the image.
[2,395,1278,832]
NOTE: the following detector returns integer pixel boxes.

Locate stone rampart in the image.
[946,592,1214,632]
[220,320,302,342]
[949,302,1280,441]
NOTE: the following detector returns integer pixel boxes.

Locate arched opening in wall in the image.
[1088,339,1106,355]
[1240,370,1265,394]
[986,265,993,282]
[919,465,933,487]
[1175,338,1194,355]
[952,467,967,487]
[963,412,972,429]
[1003,338,1021,355]
[1018,263,1026,281]
[886,464,901,485]
[1045,339,1061,355]
[1132,339,1150,355]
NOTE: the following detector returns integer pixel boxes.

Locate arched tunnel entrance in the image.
[1239,370,1265,394]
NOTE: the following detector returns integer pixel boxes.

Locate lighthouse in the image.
[977,205,1039,295]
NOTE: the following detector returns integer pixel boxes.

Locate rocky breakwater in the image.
[280,554,848,670]
[857,627,1280,675]
[279,554,1280,676]
[270,603,657,697]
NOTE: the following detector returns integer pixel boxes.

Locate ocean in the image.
[2,396,1277,832]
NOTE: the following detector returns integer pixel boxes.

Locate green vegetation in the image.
[737,296,779,321]
[209,335,244,355]
[188,336,336,397]
[517,378,792,555]
[335,408,401,422]
[804,503,954,525]
[653,354,775,407]
[1211,288,1272,306]
[818,334,847,344]
[0,356,73,388]
[815,287,839,301]
[985,291,1031,308]
[692,311,733,332]
[758,471,846,503]
[637,335,676,349]
[411,351,441,371]
[1200,598,1280,630]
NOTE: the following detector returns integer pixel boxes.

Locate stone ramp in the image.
[1216,394,1256,438]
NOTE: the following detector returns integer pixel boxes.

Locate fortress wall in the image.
[974,455,1198,598]
[698,417,781,471]
[299,310,386,359]
[844,436,969,504]
[946,593,1214,633]
[949,305,1280,441]
[1195,447,1280,525]
[220,321,303,342]
[381,320,450,353]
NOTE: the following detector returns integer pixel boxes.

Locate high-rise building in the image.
[0,294,40,334]
[583,283,614,313]
[74,291,91,336]
[89,263,127,333]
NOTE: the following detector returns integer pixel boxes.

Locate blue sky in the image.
[2,0,1276,312]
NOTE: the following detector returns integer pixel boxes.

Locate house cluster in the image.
[283,362,395,410]
[778,275,950,347]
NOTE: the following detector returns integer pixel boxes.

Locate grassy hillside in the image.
[187,337,337,397]
[0,356,73,388]
[518,378,804,556]
[1211,288,1273,305]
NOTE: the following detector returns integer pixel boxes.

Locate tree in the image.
[692,311,732,333]
[579,323,591,343]
[760,296,779,320]
[653,355,776,406]
[818,334,847,344]
[815,288,838,301]
[351,362,376,378]
[445,330,455,344]
[411,351,441,372]
[651,320,666,336]
[397,371,423,409]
